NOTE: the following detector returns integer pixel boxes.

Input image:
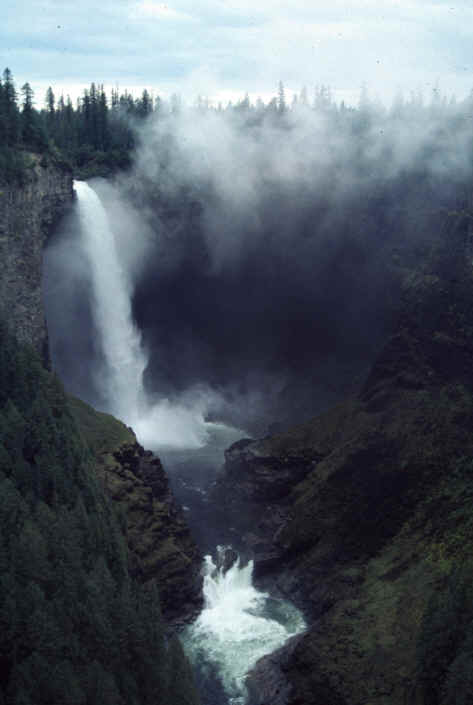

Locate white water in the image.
[182,549,306,704]
[75,180,234,448]
[75,182,305,702]
[75,181,147,421]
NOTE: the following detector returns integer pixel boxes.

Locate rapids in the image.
[182,548,306,705]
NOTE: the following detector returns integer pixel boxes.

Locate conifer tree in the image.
[1,68,20,146]
[20,83,44,149]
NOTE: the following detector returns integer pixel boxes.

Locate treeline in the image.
[2,64,473,185]
[0,321,200,705]
[0,68,157,182]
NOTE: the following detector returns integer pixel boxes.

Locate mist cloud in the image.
[122,96,473,427]
[45,93,473,434]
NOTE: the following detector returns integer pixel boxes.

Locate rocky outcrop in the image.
[246,634,307,705]
[214,436,318,575]
[0,156,73,362]
[69,396,203,624]
[103,442,203,624]
[214,209,473,704]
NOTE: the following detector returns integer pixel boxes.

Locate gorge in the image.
[3,92,473,705]
[46,178,307,705]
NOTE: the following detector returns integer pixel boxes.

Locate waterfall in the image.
[74,180,223,448]
[182,548,306,704]
[74,182,305,703]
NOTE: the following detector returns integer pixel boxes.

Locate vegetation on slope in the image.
[416,457,473,705]
[218,210,473,704]
[0,321,199,705]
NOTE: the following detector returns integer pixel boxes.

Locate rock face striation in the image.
[0,157,73,362]
[215,210,473,705]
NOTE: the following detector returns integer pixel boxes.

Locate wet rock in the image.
[215,546,239,574]
[246,634,306,705]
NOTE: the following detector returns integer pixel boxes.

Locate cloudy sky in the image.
[2,0,473,107]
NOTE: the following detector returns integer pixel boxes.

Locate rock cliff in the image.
[0,156,73,362]
[1,162,203,625]
[215,209,473,704]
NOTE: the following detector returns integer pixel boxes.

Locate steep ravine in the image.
[214,209,473,704]
[11,160,473,704]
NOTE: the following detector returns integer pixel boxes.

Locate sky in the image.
[2,0,473,108]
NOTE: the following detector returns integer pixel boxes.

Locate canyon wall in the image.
[216,209,473,705]
[0,157,73,362]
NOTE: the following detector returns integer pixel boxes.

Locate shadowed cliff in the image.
[68,396,203,624]
[215,208,473,704]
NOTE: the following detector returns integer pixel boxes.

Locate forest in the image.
[0,321,200,705]
[0,67,151,181]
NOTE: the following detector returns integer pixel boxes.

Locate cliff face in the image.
[215,210,473,704]
[0,157,73,362]
[0,163,203,624]
[109,442,203,623]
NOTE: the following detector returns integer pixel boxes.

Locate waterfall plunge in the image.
[75,180,216,448]
[75,181,147,421]
[75,182,305,702]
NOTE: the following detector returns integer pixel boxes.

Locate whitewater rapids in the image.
[182,548,306,704]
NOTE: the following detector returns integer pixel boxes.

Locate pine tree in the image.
[1,68,20,146]
[20,83,45,149]
[45,86,56,137]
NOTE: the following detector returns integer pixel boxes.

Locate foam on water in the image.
[182,549,306,704]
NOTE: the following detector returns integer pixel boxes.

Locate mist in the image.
[44,90,473,437]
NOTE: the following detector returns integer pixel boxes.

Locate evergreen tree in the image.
[137,89,152,119]
[44,86,56,137]
[1,68,20,146]
[20,83,45,150]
